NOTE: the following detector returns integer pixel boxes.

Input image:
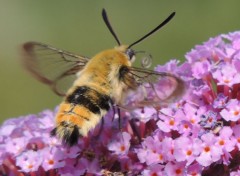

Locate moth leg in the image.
[93,117,104,139]
[117,106,121,130]
[129,119,142,143]
[110,99,116,122]
[110,100,122,130]
[141,84,148,101]
[99,117,105,135]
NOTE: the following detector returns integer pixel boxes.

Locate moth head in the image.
[114,45,136,63]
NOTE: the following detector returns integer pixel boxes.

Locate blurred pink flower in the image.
[108,131,131,155]
[196,133,222,167]
[16,150,42,173]
[220,99,240,121]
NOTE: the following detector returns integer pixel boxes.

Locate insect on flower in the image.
[21,9,185,146]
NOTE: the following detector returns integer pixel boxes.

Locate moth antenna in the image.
[128,12,176,48]
[102,8,121,46]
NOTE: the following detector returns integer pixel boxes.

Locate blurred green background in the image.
[1,1,240,123]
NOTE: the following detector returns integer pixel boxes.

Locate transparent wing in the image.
[123,66,185,108]
[22,42,90,96]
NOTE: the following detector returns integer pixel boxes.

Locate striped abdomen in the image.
[51,86,111,146]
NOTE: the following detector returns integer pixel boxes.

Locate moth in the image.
[22,9,185,146]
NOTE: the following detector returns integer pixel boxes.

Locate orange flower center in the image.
[224,79,230,83]
[120,145,126,151]
[175,169,182,174]
[190,118,195,124]
[234,111,239,116]
[48,159,54,165]
[169,119,175,126]
[204,146,210,152]
[184,124,189,129]
[186,150,192,156]
[208,117,213,123]
[28,164,33,169]
[219,140,225,146]
[151,173,157,176]
[159,154,163,160]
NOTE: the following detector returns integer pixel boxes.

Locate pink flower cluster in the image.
[1,32,240,175]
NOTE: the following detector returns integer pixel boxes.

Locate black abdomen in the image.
[51,86,111,146]
[66,86,111,114]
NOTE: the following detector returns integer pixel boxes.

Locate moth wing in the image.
[22,42,90,96]
[122,66,185,108]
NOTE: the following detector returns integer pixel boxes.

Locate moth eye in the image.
[125,49,135,62]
